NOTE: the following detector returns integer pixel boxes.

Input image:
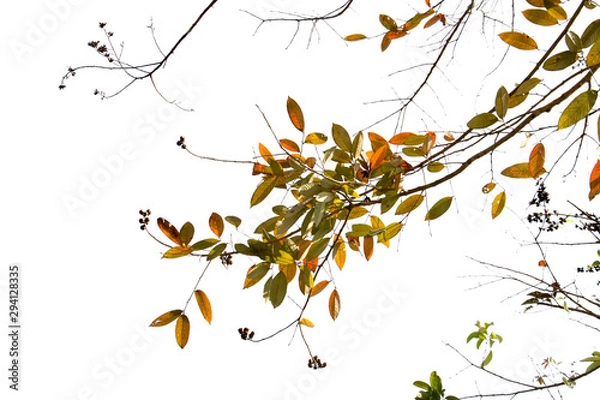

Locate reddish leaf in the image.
[157,218,183,246]
[280,138,300,153]
[589,159,600,200]
[529,143,546,179]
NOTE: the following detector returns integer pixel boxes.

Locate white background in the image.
[1,0,598,399]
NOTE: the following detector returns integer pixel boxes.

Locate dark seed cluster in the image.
[176,136,187,149]
[138,209,151,230]
[238,327,254,340]
[220,253,233,267]
[529,181,550,207]
[307,355,326,370]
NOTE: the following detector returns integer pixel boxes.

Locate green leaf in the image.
[467,113,499,129]
[565,31,582,53]
[499,31,538,50]
[543,51,577,71]
[276,203,307,236]
[481,351,493,368]
[582,19,600,48]
[501,162,532,178]
[429,371,442,393]
[243,262,270,289]
[558,90,597,129]
[515,77,541,96]
[492,191,506,219]
[269,271,288,308]
[150,310,182,327]
[425,196,453,221]
[381,222,402,242]
[162,246,193,259]
[413,381,431,390]
[306,237,330,261]
[250,175,278,207]
[427,162,445,173]
[396,194,425,215]
[207,242,227,260]
[402,147,425,157]
[332,123,353,152]
[347,224,372,237]
[522,9,557,26]
[379,14,398,31]
[191,238,219,251]
[495,86,508,119]
[179,222,194,246]
[225,215,241,228]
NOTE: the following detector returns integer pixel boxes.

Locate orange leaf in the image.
[589,159,600,200]
[370,142,390,170]
[381,30,406,52]
[280,138,300,153]
[424,14,442,28]
[252,163,270,175]
[157,218,183,246]
[329,289,341,321]
[258,143,274,163]
[529,143,546,179]
[310,280,330,296]
[538,260,547,267]
[305,257,319,272]
[209,212,224,238]
[287,97,305,132]
[368,132,389,152]
[364,236,374,261]
[389,132,416,145]
[194,290,212,324]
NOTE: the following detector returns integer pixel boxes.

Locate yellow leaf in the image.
[396,194,425,215]
[344,33,367,41]
[558,90,597,130]
[467,113,499,129]
[175,314,190,349]
[162,246,193,259]
[491,191,506,219]
[501,162,532,178]
[258,142,274,163]
[287,97,305,132]
[329,289,341,320]
[304,132,328,145]
[499,31,538,50]
[522,9,558,26]
[149,310,182,327]
[299,318,315,328]
[334,241,346,270]
[250,175,277,207]
[194,290,212,324]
